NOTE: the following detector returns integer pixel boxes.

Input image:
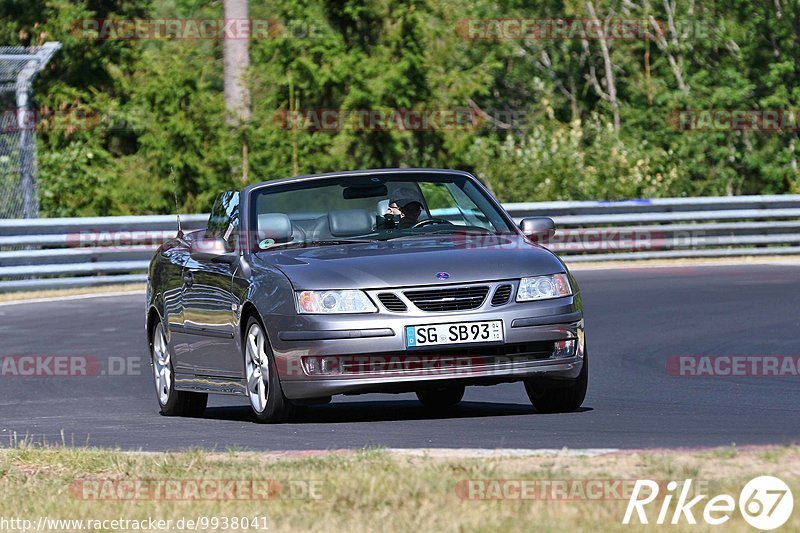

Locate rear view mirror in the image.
[519,217,556,240]
[190,237,236,263]
[342,184,388,199]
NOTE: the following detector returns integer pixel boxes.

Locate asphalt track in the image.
[1,264,798,451]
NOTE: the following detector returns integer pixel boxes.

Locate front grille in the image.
[491,284,513,306]
[404,285,489,312]
[378,293,407,312]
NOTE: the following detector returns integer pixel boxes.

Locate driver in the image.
[386,197,423,228]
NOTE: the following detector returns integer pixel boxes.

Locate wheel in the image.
[524,355,588,413]
[151,322,207,417]
[416,384,465,408]
[244,316,297,423]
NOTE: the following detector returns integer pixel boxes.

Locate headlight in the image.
[516,273,572,302]
[296,290,377,314]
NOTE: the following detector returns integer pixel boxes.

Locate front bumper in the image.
[269,288,584,400]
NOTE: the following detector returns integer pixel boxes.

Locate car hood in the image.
[252,235,566,290]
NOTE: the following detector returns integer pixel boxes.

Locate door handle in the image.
[182,271,194,287]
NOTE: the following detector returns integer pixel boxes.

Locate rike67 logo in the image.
[623,476,794,530]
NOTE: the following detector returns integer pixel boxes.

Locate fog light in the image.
[553,339,576,358]
[303,356,342,375]
[303,357,320,375]
[321,357,341,375]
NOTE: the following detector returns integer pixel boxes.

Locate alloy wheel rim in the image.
[246,323,270,413]
[152,323,171,405]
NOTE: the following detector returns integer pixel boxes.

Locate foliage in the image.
[0,0,798,216]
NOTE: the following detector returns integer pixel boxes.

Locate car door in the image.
[180,191,243,377]
[160,236,193,373]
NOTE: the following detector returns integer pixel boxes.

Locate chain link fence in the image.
[0,43,60,219]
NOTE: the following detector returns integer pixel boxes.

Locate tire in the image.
[524,354,588,414]
[150,322,207,417]
[244,316,297,423]
[416,384,465,408]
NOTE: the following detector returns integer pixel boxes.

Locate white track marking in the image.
[388,448,620,457]
[569,259,800,271]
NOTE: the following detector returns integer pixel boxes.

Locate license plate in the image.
[405,320,503,348]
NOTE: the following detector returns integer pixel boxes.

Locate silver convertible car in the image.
[146,169,587,422]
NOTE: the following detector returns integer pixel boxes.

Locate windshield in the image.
[249,172,515,250]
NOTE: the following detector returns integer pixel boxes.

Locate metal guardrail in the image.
[0,214,207,292]
[506,195,800,262]
[1,196,799,291]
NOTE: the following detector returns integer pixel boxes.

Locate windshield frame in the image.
[240,169,519,253]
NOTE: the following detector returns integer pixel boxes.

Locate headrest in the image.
[377,199,390,215]
[257,213,293,243]
[328,209,373,237]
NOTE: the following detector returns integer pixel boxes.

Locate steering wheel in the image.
[412,217,453,229]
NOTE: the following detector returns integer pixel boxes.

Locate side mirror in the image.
[190,237,237,263]
[519,217,556,241]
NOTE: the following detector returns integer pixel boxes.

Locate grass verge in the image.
[0,284,145,303]
[0,444,798,532]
